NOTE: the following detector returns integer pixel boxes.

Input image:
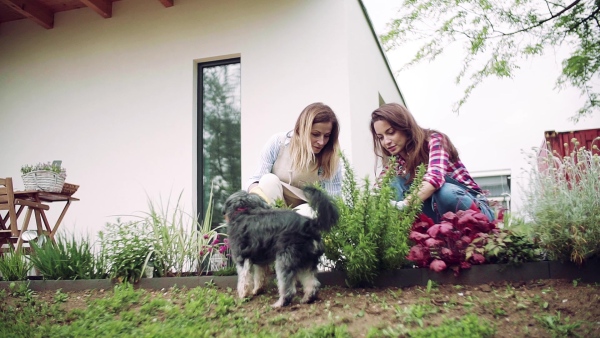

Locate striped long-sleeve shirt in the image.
[245,132,343,197]
[380,132,482,192]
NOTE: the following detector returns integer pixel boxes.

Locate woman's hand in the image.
[390,200,408,210]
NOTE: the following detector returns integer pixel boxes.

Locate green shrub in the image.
[0,250,31,281]
[323,153,423,286]
[105,185,231,280]
[480,227,543,265]
[523,138,600,264]
[136,191,206,277]
[29,234,102,280]
[140,189,230,276]
[100,219,154,283]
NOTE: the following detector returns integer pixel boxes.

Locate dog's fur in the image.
[222,186,339,307]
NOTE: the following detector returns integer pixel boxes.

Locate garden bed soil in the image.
[2,260,599,337]
[5,278,599,337]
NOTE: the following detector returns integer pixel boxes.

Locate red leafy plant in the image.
[407,209,499,275]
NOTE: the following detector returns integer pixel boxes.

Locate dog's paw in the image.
[300,294,319,304]
[271,296,293,308]
[237,286,250,299]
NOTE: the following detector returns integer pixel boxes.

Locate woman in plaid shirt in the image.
[370,103,494,223]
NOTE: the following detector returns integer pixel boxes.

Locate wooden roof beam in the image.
[158,0,174,8]
[0,0,53,29]
[80,0,112,18]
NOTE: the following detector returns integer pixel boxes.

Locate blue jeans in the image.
[390,175,495,223]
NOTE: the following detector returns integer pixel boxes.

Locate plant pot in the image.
[144,264,154,279]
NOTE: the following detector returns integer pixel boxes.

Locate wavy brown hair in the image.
[289,102,340,179]
[370,103,458,180]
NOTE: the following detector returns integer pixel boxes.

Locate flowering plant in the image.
[407,209,499,275]
[524,138,600,264]
[199,233,232,273]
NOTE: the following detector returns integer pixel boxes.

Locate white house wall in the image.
[0,0,399,237]
[344,0,405,179]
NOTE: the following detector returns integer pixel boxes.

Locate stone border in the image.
[1,259,598,292]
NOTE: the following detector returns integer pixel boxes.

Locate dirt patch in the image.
[244,279,600,337]
[8,278,600,337]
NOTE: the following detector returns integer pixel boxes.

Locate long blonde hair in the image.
[288,102,340,179]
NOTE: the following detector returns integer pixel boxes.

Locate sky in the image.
[362,0,600,213]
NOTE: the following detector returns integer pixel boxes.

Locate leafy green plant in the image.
[523,138,600,264]
[54,289,69,303]
[480,228,543,266]
[323,152,423,287]
[7,281,34,300]
[407,313,496,337]
[20,162,65,175]
[99,219,154,283]
[0,249,32,281]
[29,234,102,280]
[535,311,582,337]
[106,183,231,279]
[396,303,439,327]
[293,323,351,337]
[135,191,207,277]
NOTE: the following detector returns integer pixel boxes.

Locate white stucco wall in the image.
[0,0,400,238]
[343,0,405,180]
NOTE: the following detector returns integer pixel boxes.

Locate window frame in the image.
[196,57,241,221]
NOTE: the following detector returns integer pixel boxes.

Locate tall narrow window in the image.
[198,58,241,225]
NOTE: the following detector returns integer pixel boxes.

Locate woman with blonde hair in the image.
[245,102,342,217]
[370,103,494,223]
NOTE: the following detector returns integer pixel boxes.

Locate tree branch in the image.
[543,0,555,17]
[568,6,600,31]
[485,0,582,39]
[539,0,581,25]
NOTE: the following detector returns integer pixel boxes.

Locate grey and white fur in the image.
[222,186,339,308]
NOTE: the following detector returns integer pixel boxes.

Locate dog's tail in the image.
[303,186,339,232]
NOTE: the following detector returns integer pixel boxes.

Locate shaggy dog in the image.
[222,186,339,308]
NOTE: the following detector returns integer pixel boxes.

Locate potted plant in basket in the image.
[20,161,67,193]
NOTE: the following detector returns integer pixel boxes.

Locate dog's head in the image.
[222,190,271,221]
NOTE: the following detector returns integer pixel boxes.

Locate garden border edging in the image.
[1,260,598,293]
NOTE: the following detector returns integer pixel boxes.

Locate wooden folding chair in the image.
[0,177,50,253]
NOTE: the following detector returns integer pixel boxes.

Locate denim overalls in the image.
[390,174,495,224]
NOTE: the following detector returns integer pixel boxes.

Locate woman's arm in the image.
[409,180,436,204]
[320,163,343,197]
[405,133,448,204]
[244,133,284,192]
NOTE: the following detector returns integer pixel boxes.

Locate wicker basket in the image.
[60,183,79,196]
[22,170,66,193]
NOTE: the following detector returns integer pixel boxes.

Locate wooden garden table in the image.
[12,190,79,243]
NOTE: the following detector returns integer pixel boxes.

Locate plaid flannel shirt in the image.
[380,132,482,193]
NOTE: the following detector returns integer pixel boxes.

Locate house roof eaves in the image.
[357,0,408,108]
